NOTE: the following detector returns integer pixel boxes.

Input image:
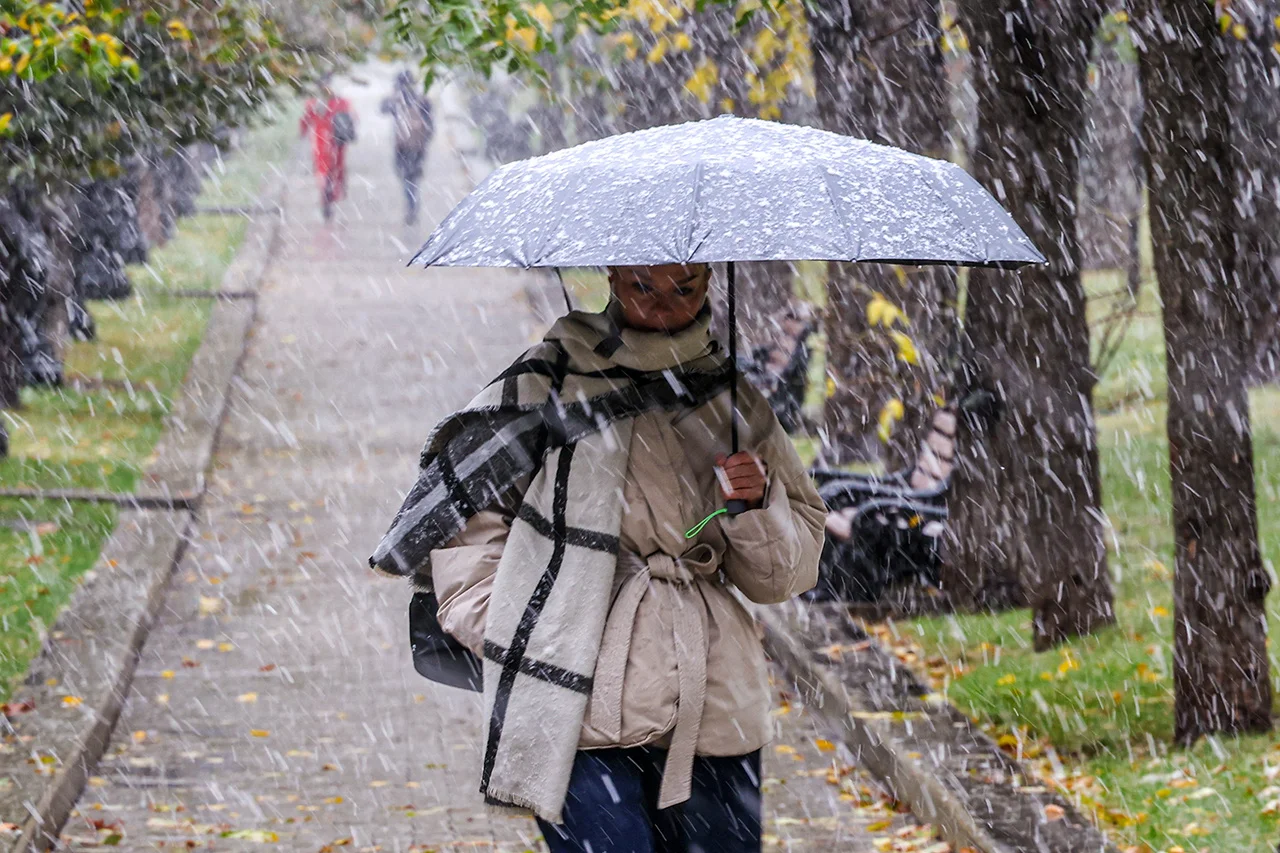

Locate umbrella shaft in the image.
[728,261,739,455]
[725,262,746,518]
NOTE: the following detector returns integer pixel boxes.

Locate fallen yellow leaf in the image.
[250,729,270,738]
[237,693,258,703]
[220,829,279,842]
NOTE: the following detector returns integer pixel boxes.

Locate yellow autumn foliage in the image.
[613,0,811,121]
[865,292,906,328]
[506,19,538,52]
[528,2,555,31]
[876,398,904,443]
[890,330,919,365]
[684,57,718,103]
[646,35,669,64]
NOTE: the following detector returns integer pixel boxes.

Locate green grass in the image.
[1087,268,1166,415]
[0,113,294,701]
[0,500,118,696]
[896,271,1280,851]
[0,247,224,494]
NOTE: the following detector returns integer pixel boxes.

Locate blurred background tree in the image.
[0,0,368,456]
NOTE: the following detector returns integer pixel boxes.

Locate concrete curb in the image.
[0,511,192,851]
[754,602,1118,853]
[136,172,285,505]
[0,171,286,852]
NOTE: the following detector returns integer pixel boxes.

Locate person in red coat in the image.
[300,79,354,221]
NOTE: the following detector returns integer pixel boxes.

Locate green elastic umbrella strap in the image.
[685,508,728,539]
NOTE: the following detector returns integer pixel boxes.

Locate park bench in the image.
[806,407,955,602]
[805,390,1000,603]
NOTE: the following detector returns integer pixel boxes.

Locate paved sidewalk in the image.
[60,66,924,852]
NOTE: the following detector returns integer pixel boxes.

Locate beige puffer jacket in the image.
[430,305,827,795]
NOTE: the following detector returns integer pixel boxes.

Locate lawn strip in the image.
[0,118,291,703]
[899,387,1280,851]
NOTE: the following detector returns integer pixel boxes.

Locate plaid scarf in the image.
[370,320,731,821]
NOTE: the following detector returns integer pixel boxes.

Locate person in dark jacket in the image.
[380,70,434,225]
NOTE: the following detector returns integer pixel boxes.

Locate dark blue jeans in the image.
[537,747,762,853]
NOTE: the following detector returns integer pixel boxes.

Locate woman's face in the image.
[608,264,710,332]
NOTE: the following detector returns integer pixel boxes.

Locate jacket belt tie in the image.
[590,544,717,808]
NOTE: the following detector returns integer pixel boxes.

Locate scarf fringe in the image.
[484,789,560,825]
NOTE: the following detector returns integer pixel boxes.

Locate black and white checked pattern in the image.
[370,339,732,820]
[370,340,731,580]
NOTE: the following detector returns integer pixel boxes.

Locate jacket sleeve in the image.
[719,392,827,604]
[430,510,510,658]
[427,478,527,657]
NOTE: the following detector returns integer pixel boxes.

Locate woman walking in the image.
[300,78,354,221]
[380,70,434,225]
[372,263,825,853]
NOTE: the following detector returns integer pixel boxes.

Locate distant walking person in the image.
[380,70,433,225]
[300,77,356,221]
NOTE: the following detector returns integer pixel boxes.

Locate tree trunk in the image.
[32,196,76,388]
[0,190,51,455]
[133,153,175,249]
[1133,0,1272,744]
[1078,27,1143,273]
[164,147,203,218]
[601,9,801,356]
[704,9,800,353]
[808,0,954,468]
[732,262,795,352]
[948,0,1114,644]
[1227,1,1280,384]
[75,181,134,301]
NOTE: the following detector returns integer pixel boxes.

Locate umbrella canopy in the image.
[412,114,1043,269]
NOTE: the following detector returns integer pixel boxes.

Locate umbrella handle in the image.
[726,261,746,517]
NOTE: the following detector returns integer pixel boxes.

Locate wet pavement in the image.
[59,65,929,852]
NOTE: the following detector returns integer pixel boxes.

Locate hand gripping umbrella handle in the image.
[726,261,747,517]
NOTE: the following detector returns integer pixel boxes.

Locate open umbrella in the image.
[412,114,1043,513]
